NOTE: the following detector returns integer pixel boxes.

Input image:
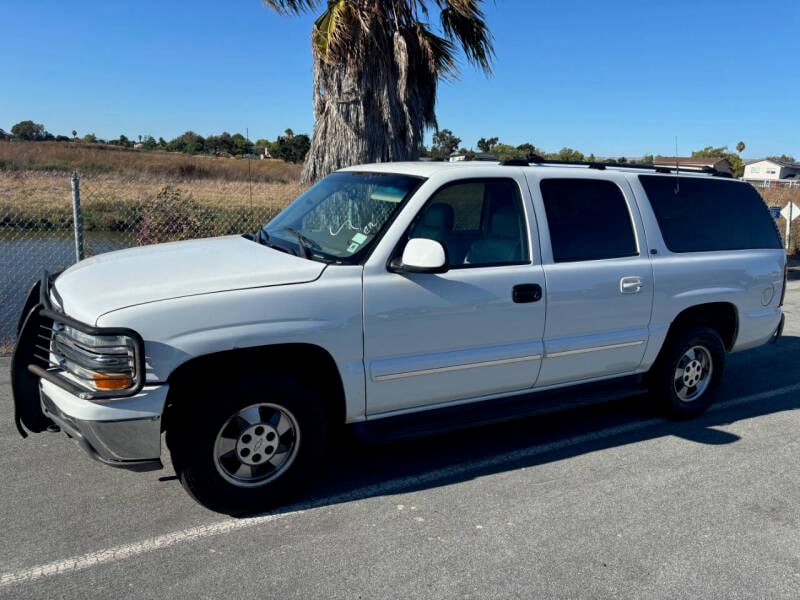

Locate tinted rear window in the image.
[541,178,638,262]
[639,175,782,252]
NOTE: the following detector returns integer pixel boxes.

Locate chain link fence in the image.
[1,171,295,352]
[2,172,799,354]
[760,186,800,254]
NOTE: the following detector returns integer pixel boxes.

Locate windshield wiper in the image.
[283,227,323,260]
[244,228,271,246]
[244,228,298,256]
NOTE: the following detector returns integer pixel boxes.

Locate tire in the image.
[167,374,328,515]
[649,326,725,419]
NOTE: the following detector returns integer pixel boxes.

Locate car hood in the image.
[53,236,325,324]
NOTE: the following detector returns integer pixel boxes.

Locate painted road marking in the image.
[2,381,800,588]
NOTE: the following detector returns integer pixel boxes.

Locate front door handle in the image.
[513,284,542,303]
[620,276,643,294]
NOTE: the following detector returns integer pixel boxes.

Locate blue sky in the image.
[2,0,798,159]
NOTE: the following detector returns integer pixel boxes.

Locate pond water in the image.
[0,231,130,347]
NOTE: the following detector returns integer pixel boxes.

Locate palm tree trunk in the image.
[301,31,429,184]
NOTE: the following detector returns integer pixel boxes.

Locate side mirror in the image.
[391,238,449,274]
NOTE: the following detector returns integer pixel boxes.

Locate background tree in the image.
[767,154,796,163]
[691,145,744,178]
[553,147,585,162]
[0,129,11,141]
[430,128,461,159]
[109,133,134,148]
[476,136,498,153]
[271,130,311,163]
[11,120,48,141]
[491,143,527,161]
[206,132,236,155]
[515,142,541,157]
[263,0,494,182]
[231,133,253,156]
[141,135,158,150]
[166,131,205,154]
[736,140,745,154]
[255,138,272,156]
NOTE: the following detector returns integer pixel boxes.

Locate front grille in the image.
[31,318,56,372]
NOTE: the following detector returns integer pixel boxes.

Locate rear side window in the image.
[540,179,638,263]
[639,175,782,252]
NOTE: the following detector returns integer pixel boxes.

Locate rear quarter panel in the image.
[626,175,785,364]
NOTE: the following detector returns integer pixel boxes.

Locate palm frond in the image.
[262,0,321,16]
[413,23,457,80]
[439,0,494,74]
[312,1,363,64]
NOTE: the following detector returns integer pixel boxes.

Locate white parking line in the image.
[2,381,800,588]
[0,513,298,588]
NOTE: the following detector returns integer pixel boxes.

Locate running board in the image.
[353,375,648,443]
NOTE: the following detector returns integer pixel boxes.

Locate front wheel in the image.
[649,327,725,419]
[168,374,328,515]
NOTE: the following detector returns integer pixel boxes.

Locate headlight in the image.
[51,324,140,395]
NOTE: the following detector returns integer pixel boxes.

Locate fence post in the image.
[71,171,85,262]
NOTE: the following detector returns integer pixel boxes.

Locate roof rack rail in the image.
[499,155,732,177]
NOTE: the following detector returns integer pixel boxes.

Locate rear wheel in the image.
[168,374,328,515]
[649,327,725,419]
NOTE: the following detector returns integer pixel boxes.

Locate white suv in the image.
[12,159,787,514]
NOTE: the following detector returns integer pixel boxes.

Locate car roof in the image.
[339,160,732,181]
[339,161,502,178]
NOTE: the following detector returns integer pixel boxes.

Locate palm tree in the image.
[262,0,494,183]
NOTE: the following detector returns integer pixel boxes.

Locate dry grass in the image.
[0,170,304,236]
[0,142,305,235]
[759,186,800,206]
[0,140,302,183]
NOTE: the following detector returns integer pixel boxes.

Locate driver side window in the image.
[409,179,529,267]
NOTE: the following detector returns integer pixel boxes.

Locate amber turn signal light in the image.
[92,373,133,391]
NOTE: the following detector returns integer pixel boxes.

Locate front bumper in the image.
[40,379,166,471]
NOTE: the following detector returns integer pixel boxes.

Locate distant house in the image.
[653,156,733,176]
[743,159,800,182]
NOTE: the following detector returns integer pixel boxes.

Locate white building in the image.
[743,159,800,183]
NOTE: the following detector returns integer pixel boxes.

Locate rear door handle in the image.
[620,276,643,294]
[513,284,542,303]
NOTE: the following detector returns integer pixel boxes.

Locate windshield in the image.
[257,171,424,263]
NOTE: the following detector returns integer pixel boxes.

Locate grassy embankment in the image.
[0,141,304,238]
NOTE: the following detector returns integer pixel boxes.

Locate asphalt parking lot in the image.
[2,281,800,599]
